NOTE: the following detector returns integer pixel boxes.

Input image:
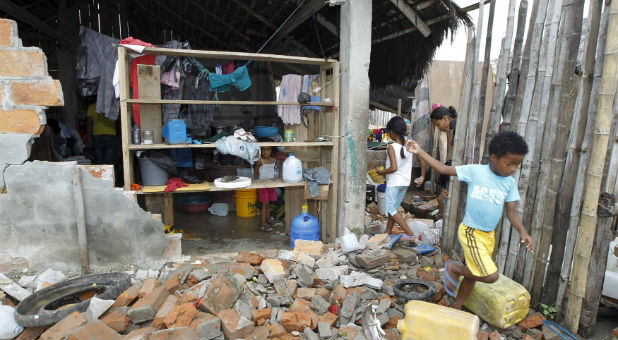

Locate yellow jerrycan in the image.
[461,274,530,329]
[397,300,480,340]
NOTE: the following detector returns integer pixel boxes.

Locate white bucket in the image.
[377,191,386,216]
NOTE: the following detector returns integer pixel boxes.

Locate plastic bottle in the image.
[290,205,319,247]
[282,153,302,183]
[0,305,24,340]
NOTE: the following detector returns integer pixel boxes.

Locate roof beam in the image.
[389,0,431,37]
[270,0,327,45]
[414,0,437,11]
[0,0,74,48]
[316,14,338,36]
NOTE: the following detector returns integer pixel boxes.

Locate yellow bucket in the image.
[234,189,258,217]
[368,168,385,184]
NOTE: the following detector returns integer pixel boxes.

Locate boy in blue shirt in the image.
[406,131,535,309]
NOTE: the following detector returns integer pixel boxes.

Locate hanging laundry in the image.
[208,65,252,92]
[222,61,236,74]
[302,74,321,111]
[184,74,212,134]
[76,26,119,120]
[215,136,261,165]
[128,55,156,127]
[277,74,302,125]
[162,76,185,123]
[161,59,182,89]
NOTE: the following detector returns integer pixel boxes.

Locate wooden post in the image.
[118,46,133,191]
[163,193,174,227]
[465,0,484,164]
[72,167,89,274]
[565,0,618,331]
[474,0,495,163]
[397,98,402,116]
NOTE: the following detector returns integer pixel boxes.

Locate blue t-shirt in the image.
[455,164,520,232]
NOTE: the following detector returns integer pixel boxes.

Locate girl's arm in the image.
[254,159,263,179]
[406,140,456,176]
[377,144,398,175]
[505,201,535,252]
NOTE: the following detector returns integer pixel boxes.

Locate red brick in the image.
[280,311,311,332]
[236,251,265,265]
[179,284,202,304]
[267,322,287,338]
[15,326,48,340]
[189,312,222,339]
[152,295,179,329]
[138,278,158,298]
[308,309,318,330]
[384,317,400,330]
[198,273,242,315]
[9,80,63,106]
[128,286,170,323]
[162,273,180,294]
[125,326,156,340]
[331,285,347,305]
[478,330,489,340]
[418,267,440,282]
[489,330,501,340]
[289,298,311,313]
[217,309,254,340]
[66,320,122,340]
[318,312,338,327]
[247,325,270,340]
[111,282,141,308]
[0,110,40,134]
[252,308,272,326]
[0,49,46,77]
[77,290,95,302]
[40,311,87,340]
[0,19,16,46]
[163,303,197,328]
[146,327,197,340]
[100,309,129,333]
[517,314,543,331]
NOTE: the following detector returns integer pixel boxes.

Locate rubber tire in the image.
[15,272,131,327]
[393,278,435,301]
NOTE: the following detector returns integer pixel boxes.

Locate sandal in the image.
[260,224,274,232]
[443,260,460,297]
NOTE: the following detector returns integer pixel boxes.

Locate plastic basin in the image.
[253,126,279,138]
[178,195,212,214]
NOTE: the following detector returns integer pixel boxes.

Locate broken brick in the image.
[138,278,158,298]
[189,312,222,340]
[251,308,272,326]
[296,287,316,300]
[236,251,265,266]
[355,249,390,269]
[128,286,169,324]
[16,326,48,340]
[489,330,501,340]
[293,240,323,256]
[112,282,142,308]
[162,273,180,294]
[477,330,489,340]
[267,322,287,338]
[163,303,197,329]
[281,311,311,332]
[100,309,130,333]
[40,311,87,340]
[318,312,338,327]
[246,325,270,340]
[125,327,156,340]
[261,259,285,283]
[517,314,543,331]
[146,327,197,340]
[289,298,311,313]
[198,272,242,315]
[417,267,439,282]
[217,309,254,340]
[66,320,122,340]
[331,285,347,305]
[153,295,179,329]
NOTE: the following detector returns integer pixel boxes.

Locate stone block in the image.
[186,269,209,286]
[315,266,349,281]
[261,259,285,283]
[125,326,156,340]
[296,287,316,300]
[341,295,359,319]
[234,298,252,320]
[391,247,417,262]
[40,311,87,340]
[367,234,389,249]
[318,321,332,339]
[0,49,46,77]
[292,251,316,267]
[198,272,242,315]
[189,312,222,340]
[138,278,158,298]
[273,277,295,306]
[310,294,330,315]
[0,110,41,134]
[9,80,63,106]
[304,327,319,340]
[525,328,543,340]
[66,320,122,340]
[163,303,197,328]
[228,262,258,279]
[294,264,314,287]
[100,309,129,333]
[252,307,272,326]
[128,286,169,324]
[355,249,390,269]
[152,294,179,329]
[217,308,255,340]
[236,251,264,265]
[281,311,312,332]
[293,240,323,256]
[146,327,197,340]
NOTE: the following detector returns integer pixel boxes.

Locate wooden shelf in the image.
[128,141,335,150]
[124,99,333,107]
[138,179,308,194]
[134,46,335,65]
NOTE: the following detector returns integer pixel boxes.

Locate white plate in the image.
[213,176,252,188]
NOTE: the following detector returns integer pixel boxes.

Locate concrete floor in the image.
[175,207,290,256]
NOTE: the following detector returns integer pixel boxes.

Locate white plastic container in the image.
[377,191,386,216]
[607,237,618,272]
[340,233,360,253]
[601,271,618,300]
[282,153,303,183]
[208,203,229,216]
[0,305,23,340]
[408,220,430,236]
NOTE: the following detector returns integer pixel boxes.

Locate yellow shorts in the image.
[458,223,498,277]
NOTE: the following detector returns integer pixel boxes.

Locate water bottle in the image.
[0,305,23,339]
[132,124,141,144]
[282,154,303,183]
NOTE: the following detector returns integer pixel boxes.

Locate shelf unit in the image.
[117,45,340,242]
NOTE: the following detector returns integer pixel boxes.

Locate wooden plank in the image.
[163,192,174,226]
[125,98,333,107]
[71,167,89,274]
[139,179,306,194]
[330,61,340,242]
[285,186,305,234]
[128,141,335,150]
[0,273,30,301]
[118,46,133,191]
[137,46,334,65]
[145,194,164,214]
[137,65,163,144]
[388,0,432,37]
[143,181,211,193]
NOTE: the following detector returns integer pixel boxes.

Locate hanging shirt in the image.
[87,104,116,136]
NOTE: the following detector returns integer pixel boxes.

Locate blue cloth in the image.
[384,186,407,217]
[171,148,192,167]
[456,164,520,232]
[208,66,251,92]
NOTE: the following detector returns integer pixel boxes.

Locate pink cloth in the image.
[223,61,235,74]
[258,188,276,202]
[432,103,443,112]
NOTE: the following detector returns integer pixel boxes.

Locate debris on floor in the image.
[0,235,561,340]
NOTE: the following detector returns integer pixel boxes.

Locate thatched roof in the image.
[1,0,472,93]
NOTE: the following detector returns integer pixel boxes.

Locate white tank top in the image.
[385,142,413,187]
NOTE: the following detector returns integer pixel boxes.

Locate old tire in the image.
[393,278,435,301]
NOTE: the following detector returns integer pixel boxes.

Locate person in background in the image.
[254,144,278,232]
[376,116,415,236]
[406,131,534,310]
[417,104,457,218]
[87,103,117,165]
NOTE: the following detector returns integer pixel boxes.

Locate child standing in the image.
[254,145,277,232]
[406,131,535,309]
[376,116,415,236]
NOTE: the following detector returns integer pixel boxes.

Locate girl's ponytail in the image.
[386,116,407,159]
[448,106,458,119]
[400,143,406,159]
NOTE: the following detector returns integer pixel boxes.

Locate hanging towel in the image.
[161,59,182,89]
[209,65,252,92]
[278,74,302,125]
[302,74,321,111]
[184,75,212,132]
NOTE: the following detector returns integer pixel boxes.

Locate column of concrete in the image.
[337,0,372,235]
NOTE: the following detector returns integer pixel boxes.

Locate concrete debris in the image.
[85,296,115,321]
[340,272,383,290]
[315,266,349,281]
[355,249,390,269]
[366,234,389,250]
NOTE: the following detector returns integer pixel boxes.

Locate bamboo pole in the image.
[529,0,584,303]
[474,0,496,162]
[502,0,529,131]
[505,0,551,280]
[601,86,618,193]
[555,4,610,314]
[543,0,603,306]
[465,0,485,164]
[565,0,618,331]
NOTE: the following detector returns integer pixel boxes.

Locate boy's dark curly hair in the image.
[488,131,528,158]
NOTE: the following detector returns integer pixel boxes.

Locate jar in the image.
[143,130,154,145]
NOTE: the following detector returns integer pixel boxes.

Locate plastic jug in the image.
[459,274,530,329]
[0,305,23,339]
[290,205,319,247]
[397,300,479,340]
[283,153,302,183]
[162,119,187,144]
[607,237,618,272]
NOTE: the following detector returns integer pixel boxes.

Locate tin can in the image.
[283,129,295,142]
[132,125,141,144]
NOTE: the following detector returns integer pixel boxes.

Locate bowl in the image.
[253,126,279,138]
[177,195,212,214]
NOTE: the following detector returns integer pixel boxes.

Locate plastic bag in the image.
[0,305,23,339]
[208,203,229,216]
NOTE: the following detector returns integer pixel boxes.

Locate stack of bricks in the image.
[0,18,63,136]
